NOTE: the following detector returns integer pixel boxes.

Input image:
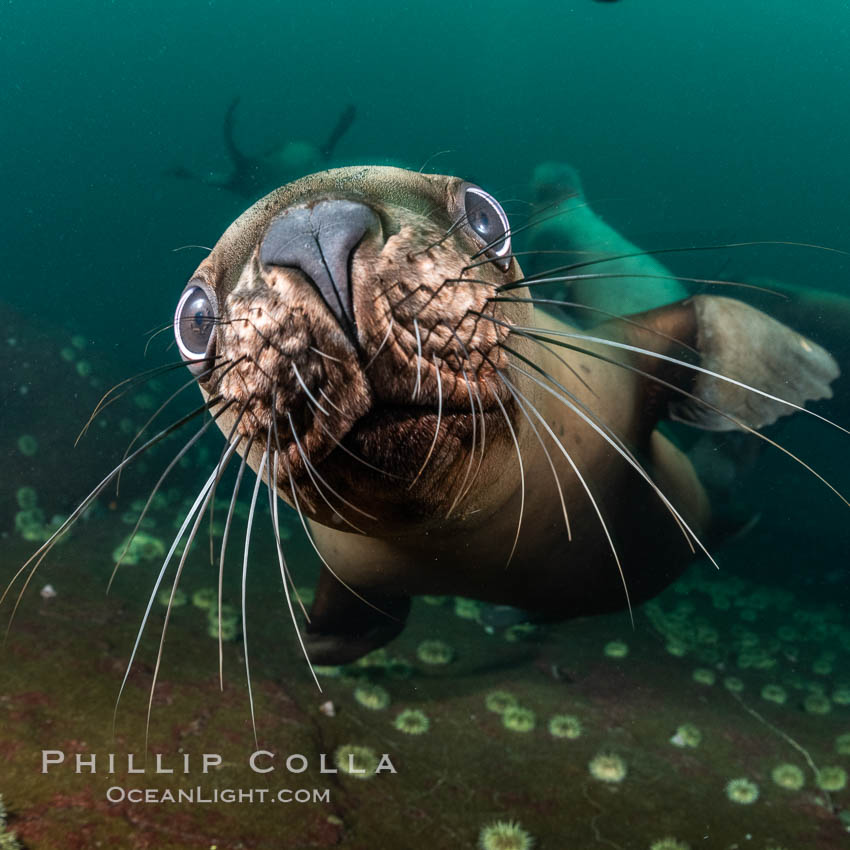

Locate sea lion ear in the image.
[668,295,839,431]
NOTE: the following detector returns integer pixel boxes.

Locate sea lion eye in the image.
[174,282,217,373]
[461,185,512,270]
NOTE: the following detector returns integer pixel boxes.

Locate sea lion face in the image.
[174,167,533,528]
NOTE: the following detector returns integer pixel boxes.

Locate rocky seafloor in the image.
[2,307,849,849]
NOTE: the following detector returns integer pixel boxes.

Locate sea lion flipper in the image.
[621,295,840,432]
[303,567,410,665]
[669,295,838,431]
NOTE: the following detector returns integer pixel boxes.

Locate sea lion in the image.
[171,165,839,665]
[166,97,356,199]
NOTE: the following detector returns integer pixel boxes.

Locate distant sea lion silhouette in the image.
[165,97,355,199]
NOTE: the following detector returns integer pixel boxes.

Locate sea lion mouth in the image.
[197,188,517,509]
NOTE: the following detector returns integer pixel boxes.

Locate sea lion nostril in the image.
[259,199,378,338]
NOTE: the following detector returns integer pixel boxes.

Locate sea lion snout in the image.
[259,199,380,340]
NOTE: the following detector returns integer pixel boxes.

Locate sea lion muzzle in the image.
[259,199,379,341]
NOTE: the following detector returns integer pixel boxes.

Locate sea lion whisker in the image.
[506,355,706,561]
[285,460,398,624]
[490,388,525,569]
[497,371,634,625]
[309,345,344,363]
[408,353,444,489]
[442,325,488,510]
[519,329,850,512]
[412,210,471,256]
[241,442,270,748]
[1,399,220,633]
[267,403,308,609]
[491,296,700,357]
[108,399,236,590]
[208,395,253,566]
[445,364,478,518]
[363,315,394,371]
[311,412,406,480]
[291,361,330,416]
[143,324,183,357]
[76,360,197,446]
[288,411,375,527]
[497,271,787,299]
[412,318,424,401]
[318,387,346,416]
[268,450,321,689]
[143,436,242,753]
[111,440,236,738]
[501,378,572,542]
[116,355,245,494]
[171,244,213,253]
[506,322,850,437]
[515,239,850,282]
[218,432,253,689]
[462,248,598,273]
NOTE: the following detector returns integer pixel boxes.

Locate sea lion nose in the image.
[260,199,378,337]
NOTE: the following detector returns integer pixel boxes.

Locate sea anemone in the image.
[477,819,534,850]
[812,657,833,676]
[603,640,629,659]
[454,597,481,621]
[353,684,391,711]
[815,765,847,792]
[588,752,627,783]
[393,709,430,735]
[157,588,188,608]
[692,668,716,686]
[75,360,92,378]
[831,687,850,706]
[15,487,37,510]
[416,639,455,665]
[803,693,832,715]
[723,677,745,693]
[16,435,38,456]
[760,684,787,705]
[835,732,850,755]
[770,763,805,790]
[207,603,240,629]
[649,839,690,850]
[669,723,701,749]
[548,714,582,740]
[725,777,759,804]
[333,745,379,779]
[191,587,217,610]
[206,619,239,642]
[502,707,535,733]
[60,346,76,362]
[485,691,518,714]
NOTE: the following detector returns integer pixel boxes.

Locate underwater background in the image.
[2,1,850,847]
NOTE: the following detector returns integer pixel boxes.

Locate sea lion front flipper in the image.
[616,295,839,432]
[303,566,410,665]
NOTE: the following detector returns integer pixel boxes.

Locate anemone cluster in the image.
[13,486,67,545]
[0,795,21,850]
[646,566,850,719]
[477,819,534,850]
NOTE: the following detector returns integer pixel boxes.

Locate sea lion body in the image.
[178,165,837,663]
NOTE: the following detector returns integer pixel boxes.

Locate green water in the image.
[2,2,850,848]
